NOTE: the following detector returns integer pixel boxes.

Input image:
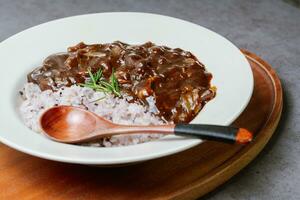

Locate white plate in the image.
[0,13,253,165]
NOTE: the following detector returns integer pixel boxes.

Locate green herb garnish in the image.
[79,68,121,97]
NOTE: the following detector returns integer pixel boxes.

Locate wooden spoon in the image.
[39,106,253,144]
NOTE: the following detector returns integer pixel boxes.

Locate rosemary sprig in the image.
[79,68,121,97]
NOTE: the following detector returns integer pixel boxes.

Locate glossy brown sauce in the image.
[28,41,216,123]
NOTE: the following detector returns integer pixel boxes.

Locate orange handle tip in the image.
[236,128,253,144]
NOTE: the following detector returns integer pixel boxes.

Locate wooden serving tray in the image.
[0,50,282,200]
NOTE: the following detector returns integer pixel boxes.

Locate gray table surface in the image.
[0,0,299,199]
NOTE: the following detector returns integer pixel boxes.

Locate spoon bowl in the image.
[40,106,115,142]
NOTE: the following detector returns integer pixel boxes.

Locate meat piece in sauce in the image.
[27,41,216,123]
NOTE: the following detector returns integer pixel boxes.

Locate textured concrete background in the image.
[0,0,299,199]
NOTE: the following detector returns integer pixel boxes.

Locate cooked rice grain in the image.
[20,83,165,147]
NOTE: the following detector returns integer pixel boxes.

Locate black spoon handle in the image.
[174,124,252,144]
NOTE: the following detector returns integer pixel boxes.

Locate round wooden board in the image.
[0,50,282,200]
